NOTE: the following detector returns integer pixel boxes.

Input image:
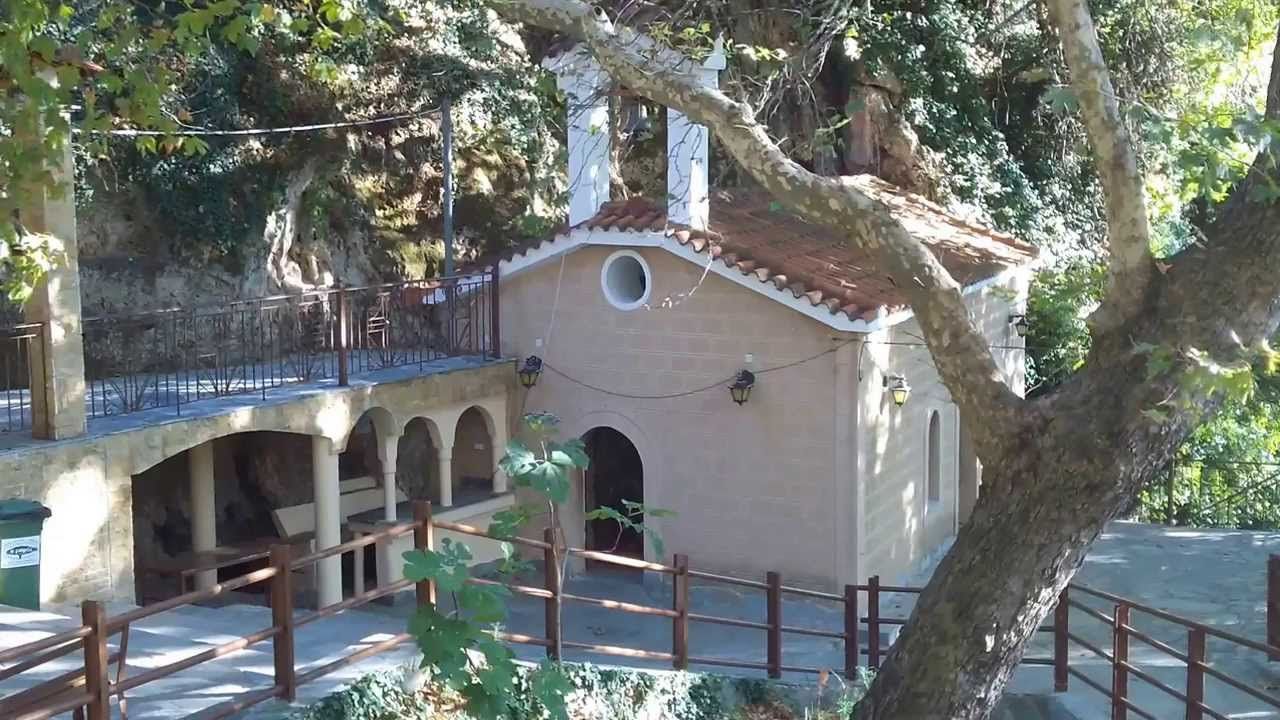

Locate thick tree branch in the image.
[494,0,1025,453]
[1045,0,1154,329]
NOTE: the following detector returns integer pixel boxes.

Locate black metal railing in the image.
[0,322,44,433]
[82,272,498,419]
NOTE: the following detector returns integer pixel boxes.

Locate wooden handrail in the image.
[1072,582,1280,656]
[433,517,551,550]
[567,548,676,574]
[0,627,89,667]
[112,625,280,693]
[106,565,279,633]
[291,521,416,569]
[10,690,93,720]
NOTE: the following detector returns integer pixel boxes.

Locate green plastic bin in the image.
[0,499,51,609]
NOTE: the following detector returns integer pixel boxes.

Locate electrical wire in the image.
[72,107,439,138]
[538,334,1030,401]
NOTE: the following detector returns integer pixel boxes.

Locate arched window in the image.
[927,410,942,508]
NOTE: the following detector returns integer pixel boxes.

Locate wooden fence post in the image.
[766,571,782,679]
[1112,603,1130,720]
[414,501,435,606]
[843,584,859,680]
[82,600,109,720]
[1186,627,1206,720]
[544,527,562,661]
[672,554,689,670]
[1268,555,1280,661]
[336,283,349,386]
[269,544,297,701]
[1054,586,1069,692]
[867,575,881,669]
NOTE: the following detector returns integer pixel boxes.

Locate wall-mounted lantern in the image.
[518,355,543,389]
[884,375,911,407]
[729,369,755,406]
[1008,313,1030,338]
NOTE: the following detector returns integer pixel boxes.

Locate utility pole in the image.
[441,94,455,277]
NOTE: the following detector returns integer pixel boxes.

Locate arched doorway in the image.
[583,427,644,560]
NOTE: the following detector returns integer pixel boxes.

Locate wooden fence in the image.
[2,501,1280,720]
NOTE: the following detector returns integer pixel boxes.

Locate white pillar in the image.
[439,453,453,507]
[548,48,611,226]
[378,435,401,522]
[189,442,217,591]
[666,39,725,231]
[490,417,508,495]
[312,435,342,607]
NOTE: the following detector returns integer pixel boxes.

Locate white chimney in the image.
[667,38,726,231]
[544,47,611,226]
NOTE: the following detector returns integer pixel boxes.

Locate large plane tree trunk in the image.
[496,2,1280,718]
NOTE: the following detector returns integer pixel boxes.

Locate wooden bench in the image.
[271,476,407,595]
[137,477,393,603]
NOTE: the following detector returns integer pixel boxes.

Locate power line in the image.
[72,107,439,138]
[539,336,1028,401]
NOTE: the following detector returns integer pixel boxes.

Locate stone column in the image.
[438,452,453,507]
[490,418,508,495]
[22,71,86,440]
[312,435,342,607]
[378,434,401,522]
[188,442,217,591]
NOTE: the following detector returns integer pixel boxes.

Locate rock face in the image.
[396,418,440,502]
[842,66,943,198]
[77,163,383,317]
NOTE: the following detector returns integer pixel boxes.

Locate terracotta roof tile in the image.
[503,176,1037,323]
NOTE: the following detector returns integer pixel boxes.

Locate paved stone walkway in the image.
[4,521,1279,718]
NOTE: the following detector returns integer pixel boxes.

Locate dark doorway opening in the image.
[583,427,645,562]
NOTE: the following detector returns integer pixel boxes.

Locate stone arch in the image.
[337,406,398,454]
[561,410,662,560]
[340,407,398,480]
[397,416,444,502]
[452,406,497,503]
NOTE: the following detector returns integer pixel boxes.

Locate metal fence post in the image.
[672,553,689,670]
[1186,627,1206,720]
[766,571,782,679]
[82,600,109,720]
[1269,555,1280,661]
[843,584,859,680]
[414,501,436,606]
[336,283,349,386]
[1054,586,1069,692]
[1112,603,1130,720]
[544,527,562,661]
[489,265,501,359]
[867,575,881,669]
[269,544,297,701]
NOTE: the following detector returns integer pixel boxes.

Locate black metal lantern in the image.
[518,355,543,389]
[1009,313,1030,338]
[884,375,911,407]
[729,369,755,406]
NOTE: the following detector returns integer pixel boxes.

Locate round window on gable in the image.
[600,250,652,311]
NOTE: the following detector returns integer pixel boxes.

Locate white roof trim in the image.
[497,227,1027,333]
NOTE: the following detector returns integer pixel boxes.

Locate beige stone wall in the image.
[857,272,1028,583]
[501,246,846,588]
[452,407,495,490]
[0,361,514,605]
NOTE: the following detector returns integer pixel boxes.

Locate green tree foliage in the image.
[3,0,559,292]
[402,411,672,719]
